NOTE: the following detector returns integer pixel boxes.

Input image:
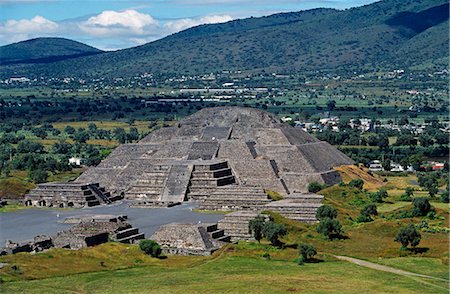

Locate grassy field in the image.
[0,243,448,294]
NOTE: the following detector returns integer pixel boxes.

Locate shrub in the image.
[139,240,162,257]
[265,190,283,201]
[400,187,414,201]
[316,218,343,239]
[249,215,266,243]
[394,223,421,249]
[411,197,431,217]
[316,205,337,220]
[308,182,322,193]
[262,221,287,246]
[369,189,388,203]
[441,190,449,203]
[348,179,364,190]
[361,204,378,216]
[298,244,317,263]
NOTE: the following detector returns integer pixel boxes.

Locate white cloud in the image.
[80,10,158,37]
[165,15,233,33]
[0,16,58,42]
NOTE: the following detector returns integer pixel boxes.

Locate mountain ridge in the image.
[0,0,447,78]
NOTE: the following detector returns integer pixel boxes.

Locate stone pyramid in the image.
[75,107,353,206]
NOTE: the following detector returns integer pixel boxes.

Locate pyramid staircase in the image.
[187,161,236,201]
[125,164,171,202]
[217,211,270,242]
[197,186,271,211]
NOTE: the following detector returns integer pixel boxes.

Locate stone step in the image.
[207,195,269,200]
[85,195,97,201]
[86,200,100,207]
[205,224,218,232]
[190,175,235,186]
[115,227,139,239]
[210,229,225,239]
[116,233,145,244]
[192,168,233,179]
[216,235,231,243]
[194,162,228,171]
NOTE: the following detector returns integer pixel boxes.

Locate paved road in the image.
[335,255,449,282]
[0,201,224,245]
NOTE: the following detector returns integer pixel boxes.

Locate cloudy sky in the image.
[0,0,378,51]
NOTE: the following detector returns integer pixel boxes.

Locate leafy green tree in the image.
[408,154,424,171]
[356,204,378,222]
[411,197,432,217]
[308,181,322,193]
[382,159,391,171]
[348,179,364,190]
[262,221,287,246]
[400,187,414,201]
[369,189,388,203]
[28,169,48,183]
[248,215,266,243]
[73,131,90,144]
[394,223,421,249]
[316,218,342,239]
[316,205,337,220]
[418,173,439,197]
[298,244,317,265]
[327,100,336,111]
[64,126,76,135]
[139,240,162,257]
[17,140,44,154]
[418,134,434,147]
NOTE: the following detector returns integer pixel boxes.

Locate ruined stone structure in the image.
[1,215,144,255]
[75,107,352,209]
[151,223,230,255]
[24,182,122,208]
[24,107,352,228]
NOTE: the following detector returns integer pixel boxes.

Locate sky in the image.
[0,0,378,51]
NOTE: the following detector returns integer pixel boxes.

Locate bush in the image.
[316,218,343,239]
[28,169,48,183]
[394,223,421,249]
[369,189,388,203]
[400,187,414,201]
[441,190,449,203]
[139,240,162,257]
[249,215,266,243]
[262,221,287,246]
[298,244,317,263]
[411,197,432,217]
[308,182,323,193]
[348,179,364,190]
[316,205,337,220]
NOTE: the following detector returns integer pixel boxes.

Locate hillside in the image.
[0,38,103,66]
[0,0,448,78]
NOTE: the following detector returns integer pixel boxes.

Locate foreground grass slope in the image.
[0,243,447,294]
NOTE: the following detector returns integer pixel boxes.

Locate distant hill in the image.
[0,38,103,66]
[0,0,448,78]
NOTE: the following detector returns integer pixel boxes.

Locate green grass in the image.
[1,246,448,294]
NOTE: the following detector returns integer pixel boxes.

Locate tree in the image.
[64,126,76,135]
[308,182,322,193]
[400,187,414,201]
[316,218,342,239]
[262,221,287,246]
[356,204,378,222]
[369,189,388,203]
[73,131,90,144]
[248,216,266,243]
[394,223,421,249]
[298,244,317,265]
[327,100,336,111]
[417,173,439,197]
[348,179,364,190]
[29,169,48,183]
[418,134,434,147]
[316,205,337,220]
[382,159,391,171]
[411,197,431,217]
[139,240,162,257]
[408,154,424,171]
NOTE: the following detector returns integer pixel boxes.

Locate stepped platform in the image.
[218,211,269,242]
[197,186,270,211]
[24,182,119,208]
[151,222,230,255]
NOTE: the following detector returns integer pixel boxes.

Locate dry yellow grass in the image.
[335,165,385,191]
[51,121,152,132]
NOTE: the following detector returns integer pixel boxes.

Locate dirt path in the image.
[334,255,449,282]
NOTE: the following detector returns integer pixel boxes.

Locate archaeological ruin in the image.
[22,107,353,252]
